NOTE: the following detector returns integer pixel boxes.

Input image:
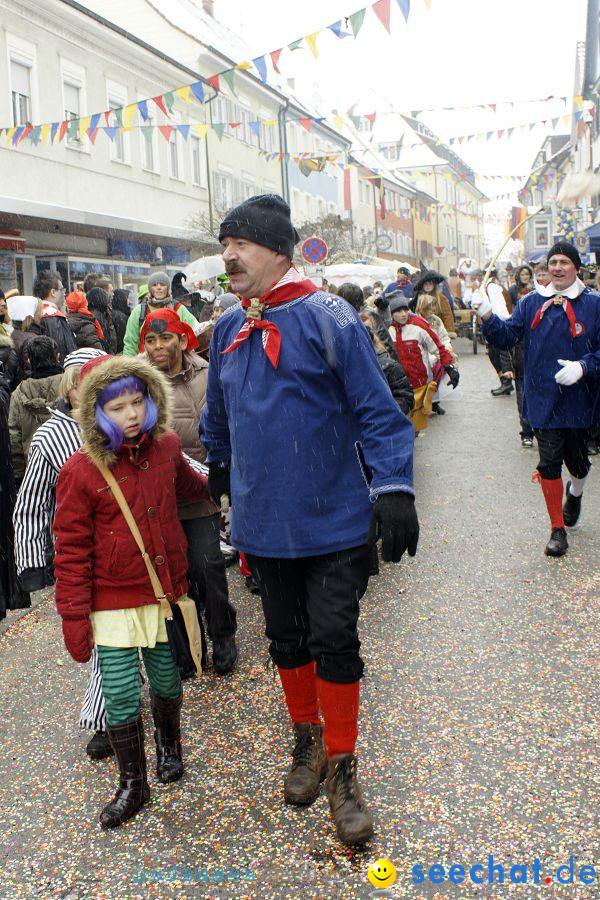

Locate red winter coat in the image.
[53,356,209,621]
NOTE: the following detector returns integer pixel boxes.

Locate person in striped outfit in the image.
[13,347,112,758]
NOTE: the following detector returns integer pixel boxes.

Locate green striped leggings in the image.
[97,643,181,725]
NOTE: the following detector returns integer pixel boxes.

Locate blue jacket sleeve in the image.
[480,301,526,349]
[327,312,415,499]
[199,327,231,463]
[579,297,600,378]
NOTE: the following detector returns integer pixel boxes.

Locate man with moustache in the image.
[141,308,238,674]
[200,194,418,846]
[473,242,600,557]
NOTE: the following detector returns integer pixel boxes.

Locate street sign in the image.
[301,236,328,264]
[575,231,590,254]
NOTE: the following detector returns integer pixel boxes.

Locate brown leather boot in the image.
[100,718,150,828]
[284,722,327,805]
[326,753,373,845]
[150,692,184,784]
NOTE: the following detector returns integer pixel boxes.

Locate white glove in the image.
[555,359,584,386]
[471,288,493,318]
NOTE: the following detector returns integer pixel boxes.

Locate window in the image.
[214,169,233,209]
[10,60,31,126]
[169,129,180,179]
[191,133,206,186]
[535,224,549,247]
[106,80,129,164]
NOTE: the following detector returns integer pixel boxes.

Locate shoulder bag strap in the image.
[94,461,172,620]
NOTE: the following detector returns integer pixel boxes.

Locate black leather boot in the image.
[284,723,328,806]
[563,481,583,528]
[432,401,446,415]
[100,718,150,828]
[326,754,373,845]
[491,376,514,396]
[86,730,114,760]
[544,528,568,557]
[150,692,184,783]
[212,634,239,674]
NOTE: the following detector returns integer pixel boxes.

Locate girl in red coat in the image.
[53,355,209,828]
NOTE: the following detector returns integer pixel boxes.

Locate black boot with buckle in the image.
[284,722,328,805]
[150,692,184,784]
[100,718,150,828]
[326,753,373,845]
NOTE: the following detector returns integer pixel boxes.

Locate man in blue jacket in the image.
[473,241,600,557]
[200,194,419,847]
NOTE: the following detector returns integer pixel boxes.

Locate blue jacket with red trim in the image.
[481,286,600,428]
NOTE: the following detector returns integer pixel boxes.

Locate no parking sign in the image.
[301,236,328,264]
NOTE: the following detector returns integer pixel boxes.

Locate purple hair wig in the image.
[94,375,158,452]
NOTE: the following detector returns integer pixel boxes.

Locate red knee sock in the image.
[238,551,251,577]
[316,677,359,758]
[539,476,565,529]
[277,662,320,725]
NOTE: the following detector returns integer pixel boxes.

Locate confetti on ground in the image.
[0,348,597,899]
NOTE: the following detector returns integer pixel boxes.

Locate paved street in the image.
[0,341,597,900]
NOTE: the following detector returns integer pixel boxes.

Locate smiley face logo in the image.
[367,859,397,888]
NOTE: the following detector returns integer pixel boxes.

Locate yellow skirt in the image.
[91,603,168,648]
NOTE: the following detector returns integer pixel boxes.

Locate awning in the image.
[584,221,600,254]
[525,250,547,263]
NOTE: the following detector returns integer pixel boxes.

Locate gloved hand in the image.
[471,288,492,318]
[374,294,390,311]
[555,359,584,386]
[207,461,231,508]
[367,492,420,563]
[62,617,94,663]
[444,365,460,389]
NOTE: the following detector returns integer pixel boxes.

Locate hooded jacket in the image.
[53,356,209,616]
[8,369,63,479]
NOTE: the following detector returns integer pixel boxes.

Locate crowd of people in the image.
[0,194,597,847]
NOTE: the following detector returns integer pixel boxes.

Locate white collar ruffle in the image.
[537,277,586,300]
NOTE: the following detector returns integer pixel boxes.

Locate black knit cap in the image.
[547,241,582,270]
[218,194,300,259]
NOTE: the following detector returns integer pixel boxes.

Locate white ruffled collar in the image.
[537,277,586,299]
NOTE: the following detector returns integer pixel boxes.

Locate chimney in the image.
[202,0,214,17]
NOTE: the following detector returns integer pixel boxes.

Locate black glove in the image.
[444,365,460,389]
[374,294,389,311]
[207,462,231,508]
[367,492,419,563]
[18,566,55,593]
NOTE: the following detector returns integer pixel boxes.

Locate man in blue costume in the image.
[474,241,600,557]
[200,194,419,846]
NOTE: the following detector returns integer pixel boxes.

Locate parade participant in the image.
[410,271,455,334]
[385,266,413,299]
[53,355,209,828]
[65,291,105,351]
[8,336,63,484]
[122,271,201,355]
[473,242,600,557]
[7,295,43,376]
[201,194,419,847]
[13,348,112,759]
[507,266,536,446]
[486,269,515,397]
[32,270,77,364]
[141,308,238,674]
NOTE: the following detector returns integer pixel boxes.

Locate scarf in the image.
[221,266,318,368]
[531,277,586,338]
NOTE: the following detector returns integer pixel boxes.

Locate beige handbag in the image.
[95,461,203,676]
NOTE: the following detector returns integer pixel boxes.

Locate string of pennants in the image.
[1,103,592,152]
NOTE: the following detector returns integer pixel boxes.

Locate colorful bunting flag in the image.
[176,85,191,103]
[328,20,350,38]
[193,123,209,139]
[305,32,319,58]
[212,123,226,140]
[349,9,366,37]
[253,56,268,83]
[152,96,169,116]
[373,0,391,33]
[207,75,220,92]
[299,117,313,132]
[270,49,283,72]
[176,124,190,140]
[158,125,173,141]
[222,69,237,96]
[288,39,304,51]
[163,91,175,114]
[397,0,410,22]
[190,81,205,103]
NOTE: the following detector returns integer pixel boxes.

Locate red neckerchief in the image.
[531,296,577,338]
[221,268,317,368]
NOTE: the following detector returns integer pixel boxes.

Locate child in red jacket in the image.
[53,355,208,828]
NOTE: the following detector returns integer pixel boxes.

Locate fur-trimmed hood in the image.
[76,354,172,466]
[0,330,14,348]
